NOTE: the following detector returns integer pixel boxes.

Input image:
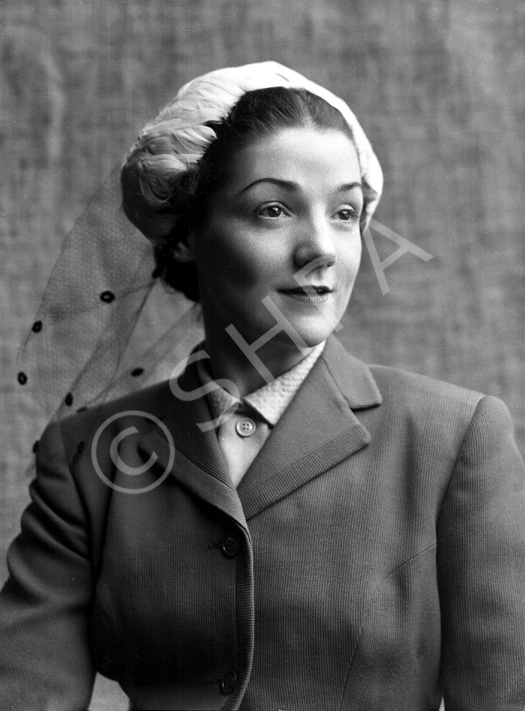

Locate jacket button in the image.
[235,417,256,437]
[220,670,237,694]
[221,534,241,558]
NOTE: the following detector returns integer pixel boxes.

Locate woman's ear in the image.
[171,236,195,263]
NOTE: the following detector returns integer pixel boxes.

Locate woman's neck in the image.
[203,330,315,399]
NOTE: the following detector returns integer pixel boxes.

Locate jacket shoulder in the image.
[365,363,499,441]
[363,364,521,486]
[41,379,173,468]
[369,363,485,411]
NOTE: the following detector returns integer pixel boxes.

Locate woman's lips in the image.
[279,286,334,303]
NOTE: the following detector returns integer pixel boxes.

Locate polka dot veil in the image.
[17,170,203,432]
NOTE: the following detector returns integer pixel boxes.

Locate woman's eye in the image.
[335,208,358,222]
[257,203,288,219]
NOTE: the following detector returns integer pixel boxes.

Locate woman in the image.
[1,62,524,711]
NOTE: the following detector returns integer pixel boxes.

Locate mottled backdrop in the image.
[1,1,523,707]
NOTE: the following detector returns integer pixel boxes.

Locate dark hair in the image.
[150,87,357,301]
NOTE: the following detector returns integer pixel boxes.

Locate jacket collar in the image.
[237,337,381,517]
[317,335,382,410]
[138,336,382,524]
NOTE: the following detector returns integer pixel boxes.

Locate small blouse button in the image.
[220,670,237,694]
[235,417,256,437]
[221,534,241,558]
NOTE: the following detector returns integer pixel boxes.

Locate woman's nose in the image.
[293,215,337,269]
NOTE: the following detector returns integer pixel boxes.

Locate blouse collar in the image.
[196,341,326,426]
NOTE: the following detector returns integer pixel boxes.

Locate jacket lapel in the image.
[237,337,382,519]
[138,362,248,529]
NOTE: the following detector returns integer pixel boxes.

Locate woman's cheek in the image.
[225,236,282,291]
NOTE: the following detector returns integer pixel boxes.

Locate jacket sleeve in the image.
[0,420,95,711]
[437,395,525,710]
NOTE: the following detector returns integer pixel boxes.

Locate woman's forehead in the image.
[223,126,362,193]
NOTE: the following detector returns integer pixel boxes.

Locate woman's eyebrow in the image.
[240,178,299,194]
[336,182,363,194]
[239,178,363,194]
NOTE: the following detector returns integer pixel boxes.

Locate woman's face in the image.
[187,126,363,356]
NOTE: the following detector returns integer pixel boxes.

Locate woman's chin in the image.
[270,318,338,353]
[271,295,348,350]
[294,310,344,343]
